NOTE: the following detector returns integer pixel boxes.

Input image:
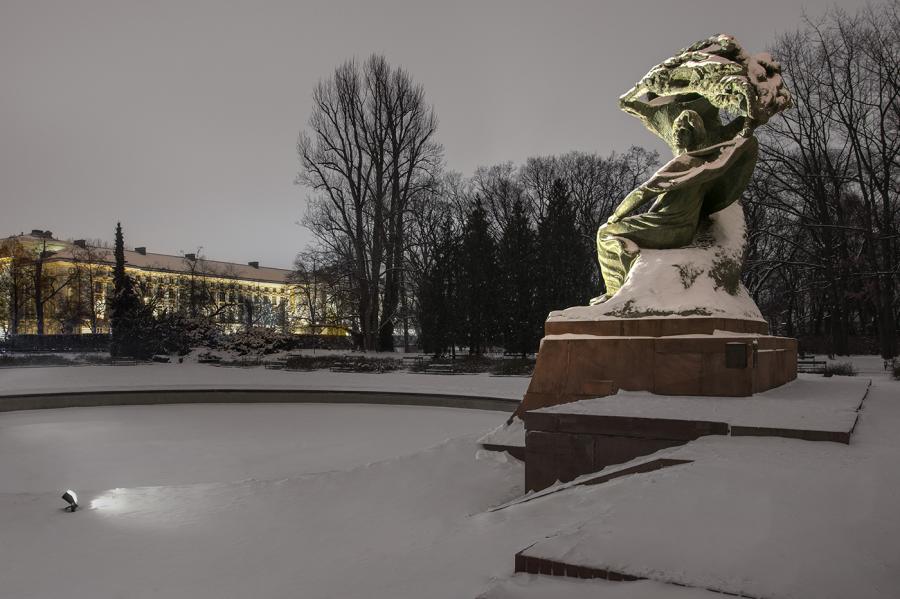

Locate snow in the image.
[0,362,530,400]
[0,436,523,599]
[747,51,793,121]
[479,416,526,448]
[543,330,764,341]
[549,203,765,323]
[480,373,871,464]
[0,356,898,598]
[478,574,724,598]
[536,374,869,435]
[0,403,504,493]
[514,375,900,599]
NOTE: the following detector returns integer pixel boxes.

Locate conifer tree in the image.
[460,199,499,355]
[497,197,540,355]
[536,179,594,321]
[417,217,460,357]
[108,223,144,357]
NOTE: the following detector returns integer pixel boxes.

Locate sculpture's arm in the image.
[607,187,658,223]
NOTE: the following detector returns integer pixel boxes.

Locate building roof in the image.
[2,234,293,285]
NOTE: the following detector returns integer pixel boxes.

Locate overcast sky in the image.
[1,0,866,269]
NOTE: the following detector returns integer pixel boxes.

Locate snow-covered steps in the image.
[477,573,727,598]
[478,418,527,459]
[509,427,900,599]
[524,376,870,491]
[489,456,693,513]
[511,550,767,598]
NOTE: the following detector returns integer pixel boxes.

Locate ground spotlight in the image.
[61,490,79,512]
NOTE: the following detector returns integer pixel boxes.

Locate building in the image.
[0,230,341,336]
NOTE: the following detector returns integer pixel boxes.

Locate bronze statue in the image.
[593,34,792,303]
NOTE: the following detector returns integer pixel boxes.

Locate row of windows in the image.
[129,273,284,295]
[85,281,288,300]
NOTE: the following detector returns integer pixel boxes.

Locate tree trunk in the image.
[33,259,44,335]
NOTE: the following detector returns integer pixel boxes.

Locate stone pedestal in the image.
[515,317,797,418]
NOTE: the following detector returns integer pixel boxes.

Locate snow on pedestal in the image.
[549,202,764,323]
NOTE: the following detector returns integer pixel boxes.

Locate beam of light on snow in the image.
[88,484,216,530]
[89,488,130,514]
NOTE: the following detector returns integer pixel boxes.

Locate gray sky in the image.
[1,0,865,269]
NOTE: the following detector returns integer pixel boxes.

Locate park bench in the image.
[797,357,826,373]
[424,363,457,375]
[329,361,386,373]
[401,355,429,368]
[110,357,138,366]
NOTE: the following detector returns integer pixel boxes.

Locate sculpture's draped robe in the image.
[597,134,758,296]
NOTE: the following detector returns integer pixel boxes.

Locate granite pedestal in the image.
[515,317,797,418]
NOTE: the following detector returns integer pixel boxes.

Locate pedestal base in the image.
[516,317,797,417]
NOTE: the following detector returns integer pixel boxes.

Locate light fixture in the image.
[61,490,79,512]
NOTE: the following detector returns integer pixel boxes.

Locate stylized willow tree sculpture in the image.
[593,34,792,302]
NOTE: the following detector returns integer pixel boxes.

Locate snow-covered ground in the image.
[0,403,503,493]
[0,358,897,598]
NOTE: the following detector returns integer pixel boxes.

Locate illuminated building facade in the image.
[0,230,337,336]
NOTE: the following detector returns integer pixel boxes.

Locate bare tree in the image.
[28,237,77,335]
[0,238,33,335]
[298,55,442,351]
[71,243,111,333]
[290,249,356,334]
[472,162,525,236]
[746,3,900,357]
[813,4,900,358]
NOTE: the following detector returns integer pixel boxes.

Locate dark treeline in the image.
[296,75,658,355]
[296,2,899,358]
[293,55,658,355]
[744,3,900,358]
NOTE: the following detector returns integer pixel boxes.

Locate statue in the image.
[490,36,798,437]
[592,34,792,303]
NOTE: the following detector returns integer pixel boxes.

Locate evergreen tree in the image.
[460,199,499,355]
[536,179,594,321]
[417,217,460,357]
[112,222,129,296]
[108,223,150,357]
[497,197,540,355]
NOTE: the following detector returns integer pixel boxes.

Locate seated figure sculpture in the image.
[592,34,792,303]
[496,34,797,433]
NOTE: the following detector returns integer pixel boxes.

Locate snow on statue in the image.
[586,34,792,315]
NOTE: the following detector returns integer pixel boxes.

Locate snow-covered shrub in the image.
[75,353,112,365]
[490,357,535,376]
[284,354,400,372]
[824,361,857,377]
[0,354,72,367]
[153,314,221,355]
[219,327,294,356]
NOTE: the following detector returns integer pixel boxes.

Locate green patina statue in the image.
[593,34,792,303]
